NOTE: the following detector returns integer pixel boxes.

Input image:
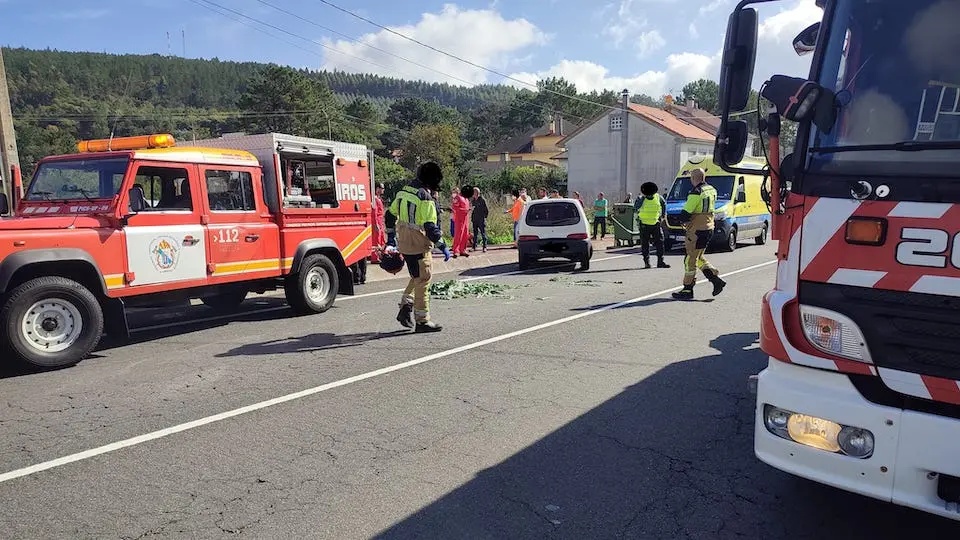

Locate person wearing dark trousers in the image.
[637,181,670,269]
[592,192,609,239]
[470,186,489,252]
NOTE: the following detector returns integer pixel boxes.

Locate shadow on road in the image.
[215,330,412,357]
[374,332,960,539]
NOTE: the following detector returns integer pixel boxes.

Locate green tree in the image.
[678,79,721,114]
[237,65,345,138]
[400,124,462,188]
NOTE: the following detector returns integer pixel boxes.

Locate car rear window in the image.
[525,202,581,227]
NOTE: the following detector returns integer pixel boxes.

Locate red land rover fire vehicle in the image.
[0,132,374,369]
[715,0,960,520]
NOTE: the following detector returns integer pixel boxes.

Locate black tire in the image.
[1,276,104,369]
[756,223,769,245]
[285,254,339,314]
[723,227,738,252]
[580,256,591,271]
[200,289,248,311]
[519,256,531,271]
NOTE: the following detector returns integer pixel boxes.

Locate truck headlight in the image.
[763,405,874,459]
[714,211,727,220]
[798,305,871,363]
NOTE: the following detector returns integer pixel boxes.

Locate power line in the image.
[310,0,625,114]
[195,0,589,125]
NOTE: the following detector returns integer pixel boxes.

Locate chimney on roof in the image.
[686,98,696,109]
[621,89,630,110]
[553,113,563,136]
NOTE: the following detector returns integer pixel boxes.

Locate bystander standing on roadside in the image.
[470,187,489,253]
[537,187,548,199]
[507,189,524,245]
[451,185,471,258]
[549,189,561,198]
[592,192,609,240]
[572,191,584,207]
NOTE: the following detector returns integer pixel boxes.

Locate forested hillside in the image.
[4,47,767,194]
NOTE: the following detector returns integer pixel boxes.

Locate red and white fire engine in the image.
[715,0,960,520]
[0,132,376,369]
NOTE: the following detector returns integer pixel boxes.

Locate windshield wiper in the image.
[810,140,960,154]
[28,191,53,201]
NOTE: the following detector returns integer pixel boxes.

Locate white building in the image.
[561,103,719,202]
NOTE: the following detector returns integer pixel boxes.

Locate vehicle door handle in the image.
[245,234,260,242]
[183,235,200,246]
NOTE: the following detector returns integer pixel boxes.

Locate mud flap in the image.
[103,297,130,338]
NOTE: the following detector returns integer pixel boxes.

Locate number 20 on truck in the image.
[715,0,960,521]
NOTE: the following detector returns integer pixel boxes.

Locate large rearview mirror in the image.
[718,8,758,112]
[793,22,819,56]
[0,193,8,216]
[128,186,146,213]
[715,120,749,167]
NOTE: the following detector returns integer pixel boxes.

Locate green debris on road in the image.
[549,276,623,287]
[430,280,515,300]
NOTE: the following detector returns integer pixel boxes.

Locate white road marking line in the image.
[130,254,633,333]
[0,259,775,485]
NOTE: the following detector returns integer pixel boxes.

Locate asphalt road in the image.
[0,243,958,539]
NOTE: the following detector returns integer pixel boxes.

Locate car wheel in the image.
[723,227,738,252]
[285,254,339,314]
[200,289,248,311]
[756,223,768,245]
[2,276,104,369]
[519,256,531,271]
[580,256,591,271]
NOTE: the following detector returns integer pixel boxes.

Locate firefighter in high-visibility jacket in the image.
[672,168,726,300]
[386,162,448,332]
[636,181,670,270]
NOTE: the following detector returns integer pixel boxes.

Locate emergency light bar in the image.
[77,134,176,153]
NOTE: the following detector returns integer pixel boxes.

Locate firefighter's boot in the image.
[657,259,671,269]
[415,320,443,333]
[672,284,695,300]
[703,268,726,296]
[397,303,414,328]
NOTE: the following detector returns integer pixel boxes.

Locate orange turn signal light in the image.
[358,159,368,168]
[77,133,176,153]
[845,217,887,246]
[336,158,346,166]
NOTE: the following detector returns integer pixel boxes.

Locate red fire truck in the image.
[0,132,374,369]
[715,0,960,520]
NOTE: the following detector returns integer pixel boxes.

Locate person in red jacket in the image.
[451,185,472,258]
[370,182,386,263]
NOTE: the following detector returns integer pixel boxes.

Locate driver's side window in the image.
[131,166,192,212]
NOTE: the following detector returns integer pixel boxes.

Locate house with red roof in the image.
[559,99,752,201]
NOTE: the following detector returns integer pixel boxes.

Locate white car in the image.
[517,198,593,271]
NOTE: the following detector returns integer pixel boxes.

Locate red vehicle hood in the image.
[0,215,112,231]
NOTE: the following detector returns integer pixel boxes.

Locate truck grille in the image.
[799,282,960,382]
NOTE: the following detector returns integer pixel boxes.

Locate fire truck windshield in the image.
[808,0,960,178]
[25,157,129,201]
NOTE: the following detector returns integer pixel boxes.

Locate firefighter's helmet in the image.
[379,249,405,274]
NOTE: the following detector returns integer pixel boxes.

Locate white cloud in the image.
[601,0,648,48]
[699,0,729,16]
[508,0,820,98]
[688,22,700,39]
[507,52,720,98]
[320,4,547,85]
[637,30,666,58]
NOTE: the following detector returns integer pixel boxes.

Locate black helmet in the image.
[417,162,443,190]
[640,182,659,196]
[379,249,405,274]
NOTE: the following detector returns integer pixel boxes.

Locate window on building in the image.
[609,114,623,131]
[205,169,256,211]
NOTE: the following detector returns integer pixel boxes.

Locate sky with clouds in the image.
[1,0,822,98]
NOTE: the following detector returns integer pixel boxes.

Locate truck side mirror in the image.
[0,193,8,215]
[718,8,758,113]
[716,119,749,166]
[128,186,146,213]
[793,22,819,56]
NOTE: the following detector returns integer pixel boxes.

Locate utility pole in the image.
[619,89,630,201]
[0,48,19,212]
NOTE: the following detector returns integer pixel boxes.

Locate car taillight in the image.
[518,235,539,241]
[567,233,588,239]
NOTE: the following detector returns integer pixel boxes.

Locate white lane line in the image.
[130,254,633,333]
[2,259,776,484]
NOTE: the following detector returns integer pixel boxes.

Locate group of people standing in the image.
[444,185,490,257]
